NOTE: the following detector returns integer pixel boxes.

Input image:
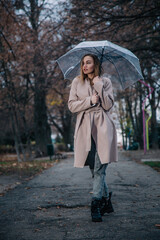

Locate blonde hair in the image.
[80,54,102,84]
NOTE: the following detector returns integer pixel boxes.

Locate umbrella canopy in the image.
[57,40,144,89]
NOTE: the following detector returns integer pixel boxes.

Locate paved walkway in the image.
[0,152,160,240]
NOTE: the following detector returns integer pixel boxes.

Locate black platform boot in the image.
[100,192,114,216]
[91,199,102,222]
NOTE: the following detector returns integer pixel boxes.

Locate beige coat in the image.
[68,76,118,168]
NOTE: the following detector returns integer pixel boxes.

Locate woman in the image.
[68,54,118,222]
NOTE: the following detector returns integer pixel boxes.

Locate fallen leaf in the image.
[42,208,47,212]
[16,182,21,185]
[34,228,41,232]
[155,224,160,229]
[41,222,46,225]
[37,206,42,210]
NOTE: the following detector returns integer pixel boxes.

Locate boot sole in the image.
[101,209,114,216]
[92,218,102,222]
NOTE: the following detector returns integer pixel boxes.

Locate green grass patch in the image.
[144,161,160,172]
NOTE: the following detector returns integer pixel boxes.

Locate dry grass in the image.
[0,154,57,177]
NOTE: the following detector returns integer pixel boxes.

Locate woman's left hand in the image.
[93,76,102,84]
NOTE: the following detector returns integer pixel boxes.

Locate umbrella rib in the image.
[103,55,125,89]
[93,45,143,79]
[72,48,99,56]
[64,60,81,77]
[106,50,143,79]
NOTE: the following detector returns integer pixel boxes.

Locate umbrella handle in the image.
[99,47,105,76]
[91,92,99,107]
[91,104,97,107]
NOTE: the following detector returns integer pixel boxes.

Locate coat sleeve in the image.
[68,78,92,113]
[93,77,114,111]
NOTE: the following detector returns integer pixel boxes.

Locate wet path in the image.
[0,152,160,240]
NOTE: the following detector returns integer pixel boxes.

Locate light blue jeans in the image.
[92,152,109,200]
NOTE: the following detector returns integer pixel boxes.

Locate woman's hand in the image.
[91,93,99,105]
[93,76,102,84]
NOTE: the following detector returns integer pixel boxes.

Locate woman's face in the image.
[82,56,95,75]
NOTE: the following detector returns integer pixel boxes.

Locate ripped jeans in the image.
[86,136,109,200]
[92,152,109,200]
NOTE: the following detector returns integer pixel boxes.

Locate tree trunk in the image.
[150,90,158,149]
[61,109,73,151]
[10,109,22,162]
[34,86,52,156]
[146,65,159,149]
[137,84,144,149]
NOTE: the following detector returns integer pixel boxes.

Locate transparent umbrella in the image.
[57,40,144,89]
